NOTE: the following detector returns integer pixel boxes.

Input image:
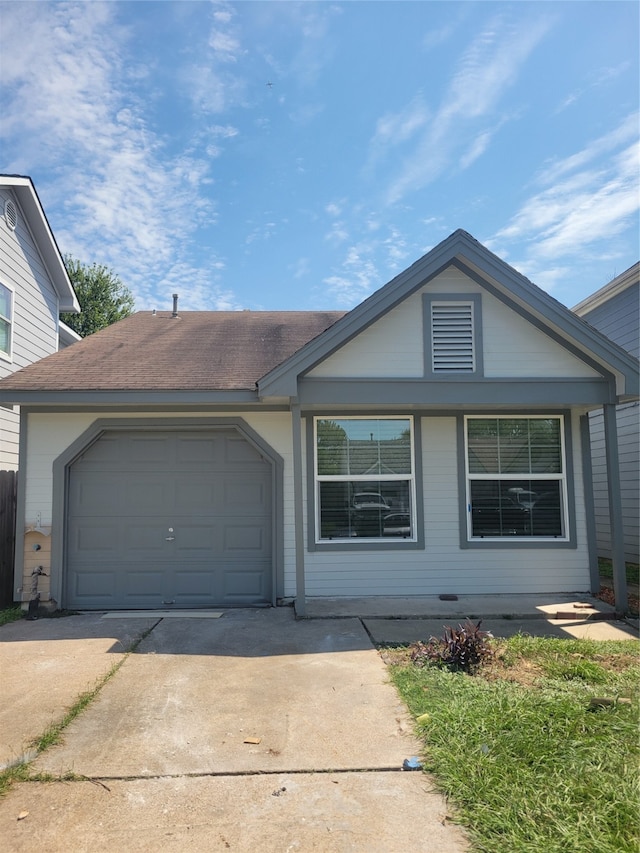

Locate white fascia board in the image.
[1,175,80,313]
[572,263,639,316]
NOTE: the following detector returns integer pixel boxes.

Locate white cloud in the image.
[382,12,552,204]
[488,116,640,277]
[0,1,236,311]
[555,61,631,114]
[325,221,349,245]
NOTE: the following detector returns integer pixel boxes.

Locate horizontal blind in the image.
[431,303,474,371]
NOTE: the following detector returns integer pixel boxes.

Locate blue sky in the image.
[1,1,638,313]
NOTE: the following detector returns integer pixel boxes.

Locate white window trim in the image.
[314,415,418,544]
[464,414,569,542]
[0,282,13,363]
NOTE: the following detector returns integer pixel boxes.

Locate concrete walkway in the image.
[0,609,468,853]
[301,592,639,643]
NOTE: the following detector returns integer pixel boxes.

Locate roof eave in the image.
[0,389,260,406]
[572,262,640,315]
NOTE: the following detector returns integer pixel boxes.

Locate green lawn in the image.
[598,558,639,586]
[389,635,640,853]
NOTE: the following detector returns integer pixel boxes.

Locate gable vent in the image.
[4,200,17,231]
[431,302,474,372]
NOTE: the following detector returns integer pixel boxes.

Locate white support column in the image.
[291,401,306,616]
[603,403,628,612]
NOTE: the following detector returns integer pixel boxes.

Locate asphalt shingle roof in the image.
[3,311,346,392]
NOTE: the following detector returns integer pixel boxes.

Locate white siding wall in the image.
[0,188,60,374]
[303,415,592,596]
[308,268,600,380]
[309,296,424,377]
[0,406,19,471]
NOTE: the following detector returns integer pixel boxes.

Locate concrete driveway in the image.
[0,609,468,852]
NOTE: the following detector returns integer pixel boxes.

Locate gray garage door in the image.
[65,429,272,609]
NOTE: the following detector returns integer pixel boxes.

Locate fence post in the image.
[0,470,17,608]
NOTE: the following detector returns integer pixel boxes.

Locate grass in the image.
[0,606,23,627]
[389,634,640,853]
[598,557,639,586]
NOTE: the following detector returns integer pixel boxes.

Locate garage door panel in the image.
[72,523,120,554]
[129,435,172,462]
[174,480,219,511]
[174,525,218,551]
[124,523,172,552]
[71,570,116,598]
[65,428,273,610]
[223,524,268,553]
[76,436,123,464]
[124,569,167,598]
[176,436,218,463]
[69,476,123,514]
[223,475,269,509]
[225,435,264,464]
[223,566,269,598]
[172,568,217,596]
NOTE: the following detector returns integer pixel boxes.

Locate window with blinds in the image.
[431,302,474,372]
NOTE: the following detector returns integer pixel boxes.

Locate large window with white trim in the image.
[465,416,567,539]
[315,417,416,541]
[0,283,12,358]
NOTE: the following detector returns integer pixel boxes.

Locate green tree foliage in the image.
[60,256,135,337]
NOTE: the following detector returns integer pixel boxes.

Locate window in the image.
[315,417,415,541]
[0,284,12,358]
[465,416,567,539]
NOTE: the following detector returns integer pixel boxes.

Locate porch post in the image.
[580,414,599,593]
[603,403,628,612]
[291,401,306,616]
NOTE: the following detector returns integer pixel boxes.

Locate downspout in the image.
[603,402,628,612]
[291,400,306,616]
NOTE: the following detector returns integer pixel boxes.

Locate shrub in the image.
[410,619,493,674]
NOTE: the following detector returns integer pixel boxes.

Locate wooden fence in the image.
[0,470,17,608]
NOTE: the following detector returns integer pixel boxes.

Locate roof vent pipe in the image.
[172,294,179,318]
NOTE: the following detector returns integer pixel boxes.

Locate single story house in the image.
[0,230,637,614]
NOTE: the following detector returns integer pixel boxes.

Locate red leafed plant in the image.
[410,619,494,674]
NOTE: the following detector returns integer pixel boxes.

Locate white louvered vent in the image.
[431,302,474,372]
[4,200,17,231]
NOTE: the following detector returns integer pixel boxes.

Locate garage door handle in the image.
[165,536,175,541]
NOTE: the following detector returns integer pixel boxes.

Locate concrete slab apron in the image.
[33,609,420,778]
[0,774,467,853]
[0,615,158,770]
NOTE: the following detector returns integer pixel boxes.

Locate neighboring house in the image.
[0,230,637,614]
[0,175,80,471]
[573,264,640,563]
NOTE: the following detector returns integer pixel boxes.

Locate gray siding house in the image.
[0,175,79,470]
[0,230,637,613]
[573,264,639,563]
